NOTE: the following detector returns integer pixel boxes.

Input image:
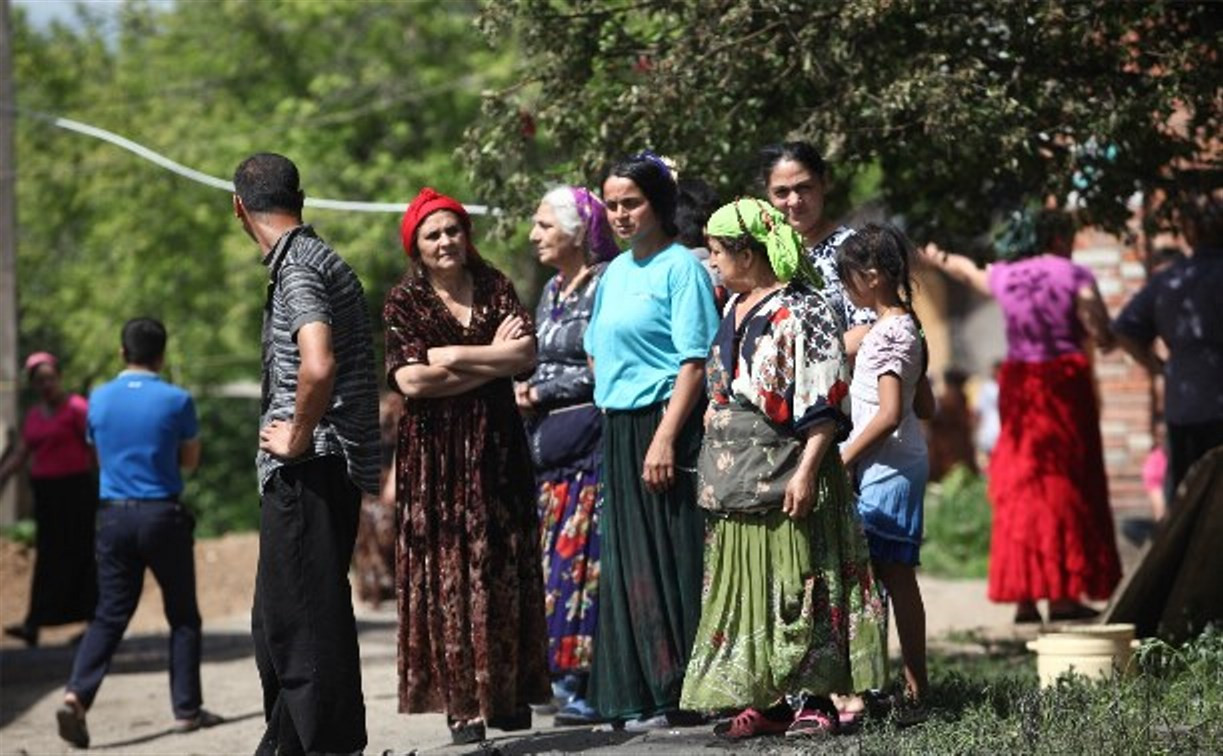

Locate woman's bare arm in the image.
[393,364,494,399]
[426,316,536,377]
[920,243,993,297]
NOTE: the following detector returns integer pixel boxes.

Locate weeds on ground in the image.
[0,518,35,547]
[921,465,991,579]
[837,627,1223,755]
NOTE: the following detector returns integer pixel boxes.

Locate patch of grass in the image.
[182,395,262,537]
[921,465,991,579]
[0,518,35,547]
[835,627,1223,755]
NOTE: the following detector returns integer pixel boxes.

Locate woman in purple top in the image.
[923,209,1121,625]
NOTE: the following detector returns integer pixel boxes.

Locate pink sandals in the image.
[713,707,793,740]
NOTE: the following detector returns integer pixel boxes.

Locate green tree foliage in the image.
[12,0,514,530]
[464,0,1221,245]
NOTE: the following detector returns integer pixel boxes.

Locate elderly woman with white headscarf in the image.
[516,185,619,724]
[679,198,887,740]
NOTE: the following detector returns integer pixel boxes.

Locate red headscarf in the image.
[399,187,478,260]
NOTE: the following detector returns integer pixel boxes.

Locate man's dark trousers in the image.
[253,454,366,754]
[67,500,202,717]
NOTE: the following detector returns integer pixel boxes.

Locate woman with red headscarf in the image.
[384,188,550,745]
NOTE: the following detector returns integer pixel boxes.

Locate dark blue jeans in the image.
[66,500,202,719]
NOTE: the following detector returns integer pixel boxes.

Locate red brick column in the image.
[1073,228,1153,513]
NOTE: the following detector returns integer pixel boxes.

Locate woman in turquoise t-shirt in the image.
[583,153,719,726]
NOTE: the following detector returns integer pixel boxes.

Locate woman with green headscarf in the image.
[680,198,888,739]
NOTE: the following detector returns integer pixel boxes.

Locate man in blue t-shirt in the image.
[56,318,220,748]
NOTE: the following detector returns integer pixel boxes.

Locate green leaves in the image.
[14,0,515,391]
[13,1,515,531]
[465,0,1220,249]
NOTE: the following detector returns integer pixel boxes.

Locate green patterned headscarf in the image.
[705,198,818,284]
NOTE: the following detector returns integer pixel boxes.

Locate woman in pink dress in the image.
[923,209,1121,625]
[0,352,97,646]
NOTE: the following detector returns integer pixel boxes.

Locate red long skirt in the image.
[987,353,1121,603]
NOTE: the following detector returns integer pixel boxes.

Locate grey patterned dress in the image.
[526,263,606,675]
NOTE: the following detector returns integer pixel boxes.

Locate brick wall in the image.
[1073,228,1154,513]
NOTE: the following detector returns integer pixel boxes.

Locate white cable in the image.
[19,109,494,215]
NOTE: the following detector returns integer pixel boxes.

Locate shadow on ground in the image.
[0,615,398,729]
[90,709,264,750]
[0,630,254,729]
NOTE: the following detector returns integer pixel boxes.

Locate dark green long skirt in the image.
[587,402,706,720]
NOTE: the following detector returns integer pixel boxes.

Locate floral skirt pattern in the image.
[680,455,889,712]
[538,464,601,674]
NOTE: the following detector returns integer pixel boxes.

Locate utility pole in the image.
[0,0,20,526]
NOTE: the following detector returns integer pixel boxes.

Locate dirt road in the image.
[1,531,1129,754]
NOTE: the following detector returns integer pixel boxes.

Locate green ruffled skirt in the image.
[680,454,888,712]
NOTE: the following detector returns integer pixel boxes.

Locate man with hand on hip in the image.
[233,152,378,756]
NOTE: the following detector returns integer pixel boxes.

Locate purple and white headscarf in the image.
[571,187,620,263]
[540,185,621,263]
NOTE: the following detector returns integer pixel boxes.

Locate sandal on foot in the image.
[553,698,605,726]
[713,707,792,740]
[786,699,839,738]
[447,716,486,745]
[56,702,90,748]
[173,708,224,733]
[1014,607,1043,624]
[893,700,930,728]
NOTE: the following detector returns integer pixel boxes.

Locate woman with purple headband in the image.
[516,186,618,725]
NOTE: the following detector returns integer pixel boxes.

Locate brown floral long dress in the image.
[384,261,551,722]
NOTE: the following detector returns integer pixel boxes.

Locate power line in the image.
[10,107,495,215]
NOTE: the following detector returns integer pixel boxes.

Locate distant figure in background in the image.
[926,368,978,481]
[1142,425,1169,522]
[1114,189,1223,499]
[352,392,402,608]
[56,318,220,748]
[0,351,96,648]
[972,361,1001,468]
[675,178,725,307]
[517,185,619,725]
[923,208,1121,625]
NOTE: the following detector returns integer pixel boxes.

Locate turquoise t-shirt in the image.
[583,242,719,410]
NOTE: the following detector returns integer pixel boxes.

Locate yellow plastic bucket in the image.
[1025,624,1140,687]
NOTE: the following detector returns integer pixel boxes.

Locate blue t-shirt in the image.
[88,370,199,500]
[583,242,719,410]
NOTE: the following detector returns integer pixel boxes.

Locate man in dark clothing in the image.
[1114,189,1223,497]
[233,153,379,755]
[56,318,221,748]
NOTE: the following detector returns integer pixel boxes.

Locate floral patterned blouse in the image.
[806,226,877,336]
[706,281,852,440]
[526,264,605,411]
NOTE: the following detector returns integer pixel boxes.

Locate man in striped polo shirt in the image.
[233,153,378,756]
